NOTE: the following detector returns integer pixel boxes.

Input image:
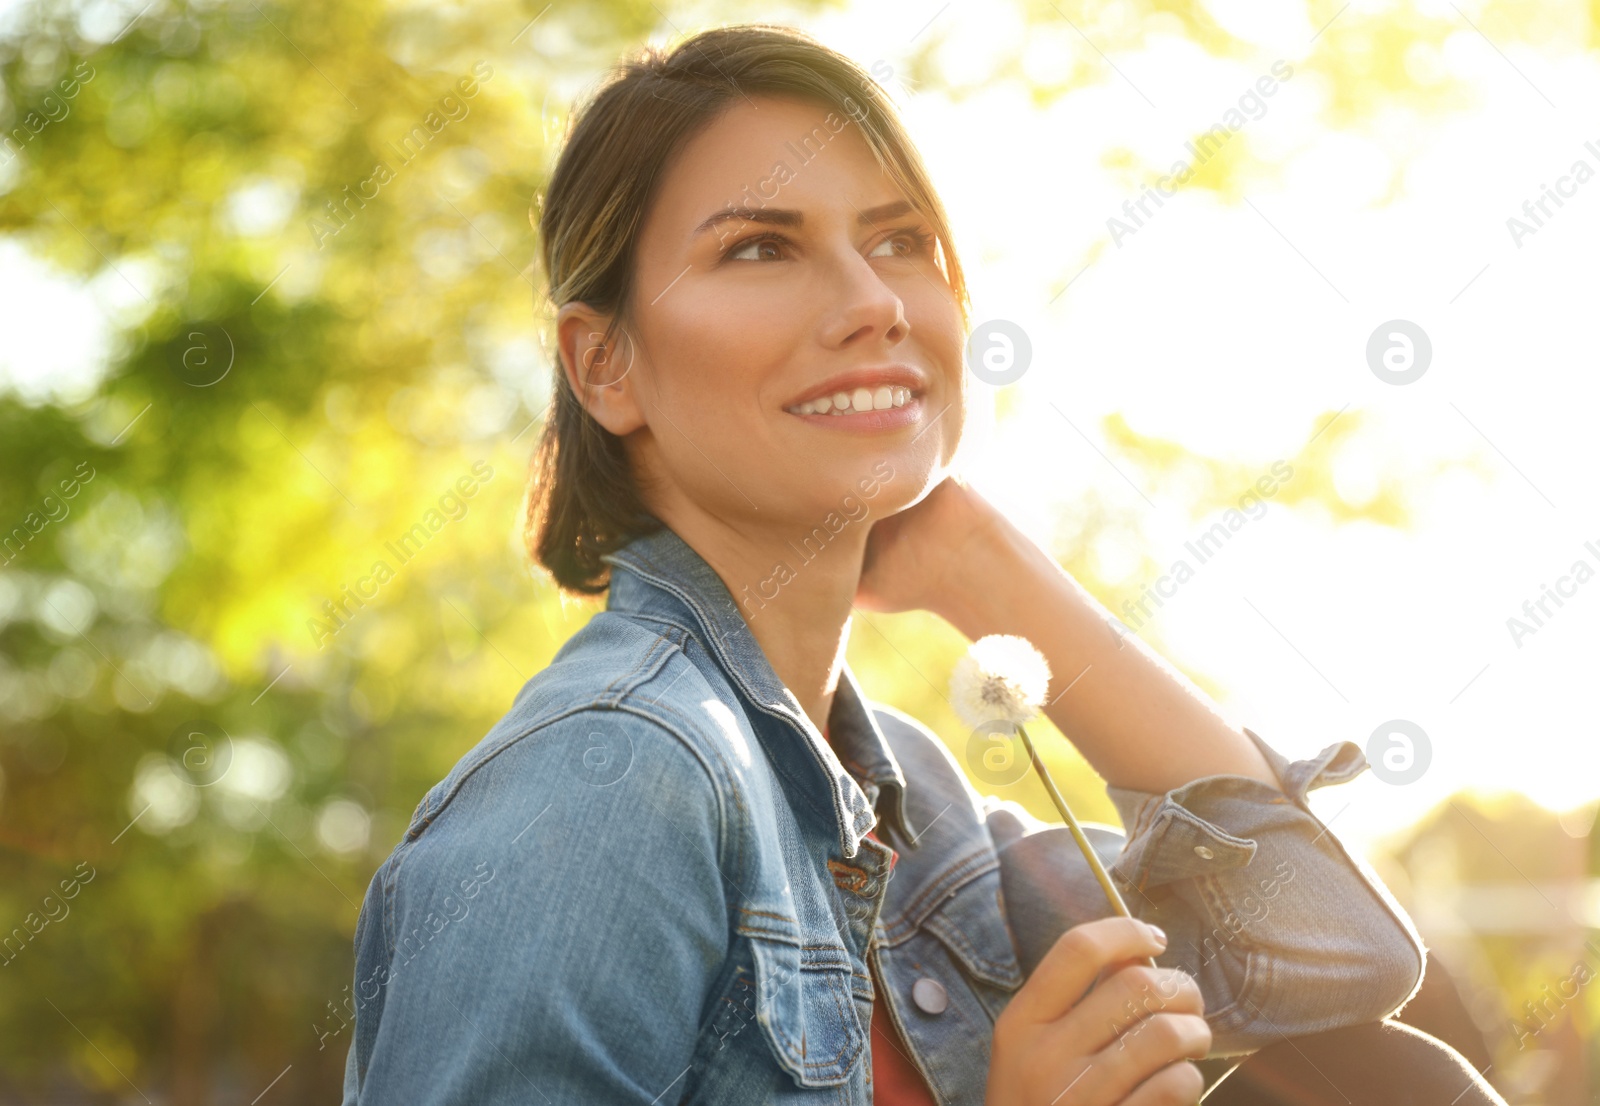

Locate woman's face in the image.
[571,94,966,538]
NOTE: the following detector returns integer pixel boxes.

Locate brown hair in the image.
[525,22,971,596]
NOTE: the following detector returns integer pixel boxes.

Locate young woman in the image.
[339,24,1508,1106]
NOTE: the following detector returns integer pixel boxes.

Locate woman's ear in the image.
[555,301,647,436]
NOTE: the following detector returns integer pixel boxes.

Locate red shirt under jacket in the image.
[864,826,941,1106]
[826,721,940,1105]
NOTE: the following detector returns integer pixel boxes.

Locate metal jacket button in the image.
[1194,845,1215,859]
[911,977,948,1015]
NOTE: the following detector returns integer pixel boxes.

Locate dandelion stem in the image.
[1015,722,1159,971]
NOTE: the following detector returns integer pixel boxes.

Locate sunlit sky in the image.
[3,0,1596,856]
[803,0,1600,856]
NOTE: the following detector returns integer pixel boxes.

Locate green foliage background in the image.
[0,0,1581,1100]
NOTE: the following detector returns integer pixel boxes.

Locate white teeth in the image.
[790,385,915,416]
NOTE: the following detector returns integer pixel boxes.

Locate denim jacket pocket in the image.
[748,936,867,1088]
[919,864,1025,996]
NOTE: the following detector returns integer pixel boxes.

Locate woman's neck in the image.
[649,503,868,741]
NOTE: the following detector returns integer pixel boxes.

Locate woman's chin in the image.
[815,461,938,518]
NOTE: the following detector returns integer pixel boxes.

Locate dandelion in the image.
[950,635,1051,728]
[952,634,1157,969]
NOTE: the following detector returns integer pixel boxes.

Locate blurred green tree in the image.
[0,0,1494,1098]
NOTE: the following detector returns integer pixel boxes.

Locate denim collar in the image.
[600,524,913,858]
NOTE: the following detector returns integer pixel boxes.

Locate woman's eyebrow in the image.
[692,199,916,237]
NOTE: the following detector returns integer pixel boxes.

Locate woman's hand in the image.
[855,474,1010,616]
[985,916,1211,1105]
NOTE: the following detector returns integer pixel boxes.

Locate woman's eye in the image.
[869,228,936,259]
[726,228,934,262]
[727,235,787,262]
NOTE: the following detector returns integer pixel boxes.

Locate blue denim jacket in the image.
[338,523,1427,1104]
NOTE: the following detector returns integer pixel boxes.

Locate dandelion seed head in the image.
[950,634,1051,728]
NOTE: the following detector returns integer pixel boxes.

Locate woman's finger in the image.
[1021,1013,1211,1106]
[1115,1055,1209,1106]
[1043,962,1205,1057]
[1004,916,1168,1027]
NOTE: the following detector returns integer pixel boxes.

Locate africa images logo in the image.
[307,461,494,648]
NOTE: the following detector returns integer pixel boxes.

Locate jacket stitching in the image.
[382,695,730,975]
[622,631,751,904]
[1127,793,1159,841]
[666,628,847,850]
[609,558,859,852]
[631,689,746,914]
[596,625,676,705]
[760,964,862,1075]
[919,877,1021,983]
[401,629,683,842]
[881,846,997,938]
[1197,946,1257,1029]
[618,610,700,642]
[1190,872,1267,1029]
[884,870,1026,988]
[739,906,795,923]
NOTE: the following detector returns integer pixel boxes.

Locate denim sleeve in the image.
[1101,727,1427,1055]
[985,727,1426,1058]
[340,708,731,1103]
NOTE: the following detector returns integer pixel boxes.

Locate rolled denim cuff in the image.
[1104,727,1368,893]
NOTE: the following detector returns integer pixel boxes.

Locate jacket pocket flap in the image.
[920,865,1025,991]
[748,936,866,1087]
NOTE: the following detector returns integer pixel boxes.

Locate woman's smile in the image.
[784,388,925,431]
[782,363,931,431]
